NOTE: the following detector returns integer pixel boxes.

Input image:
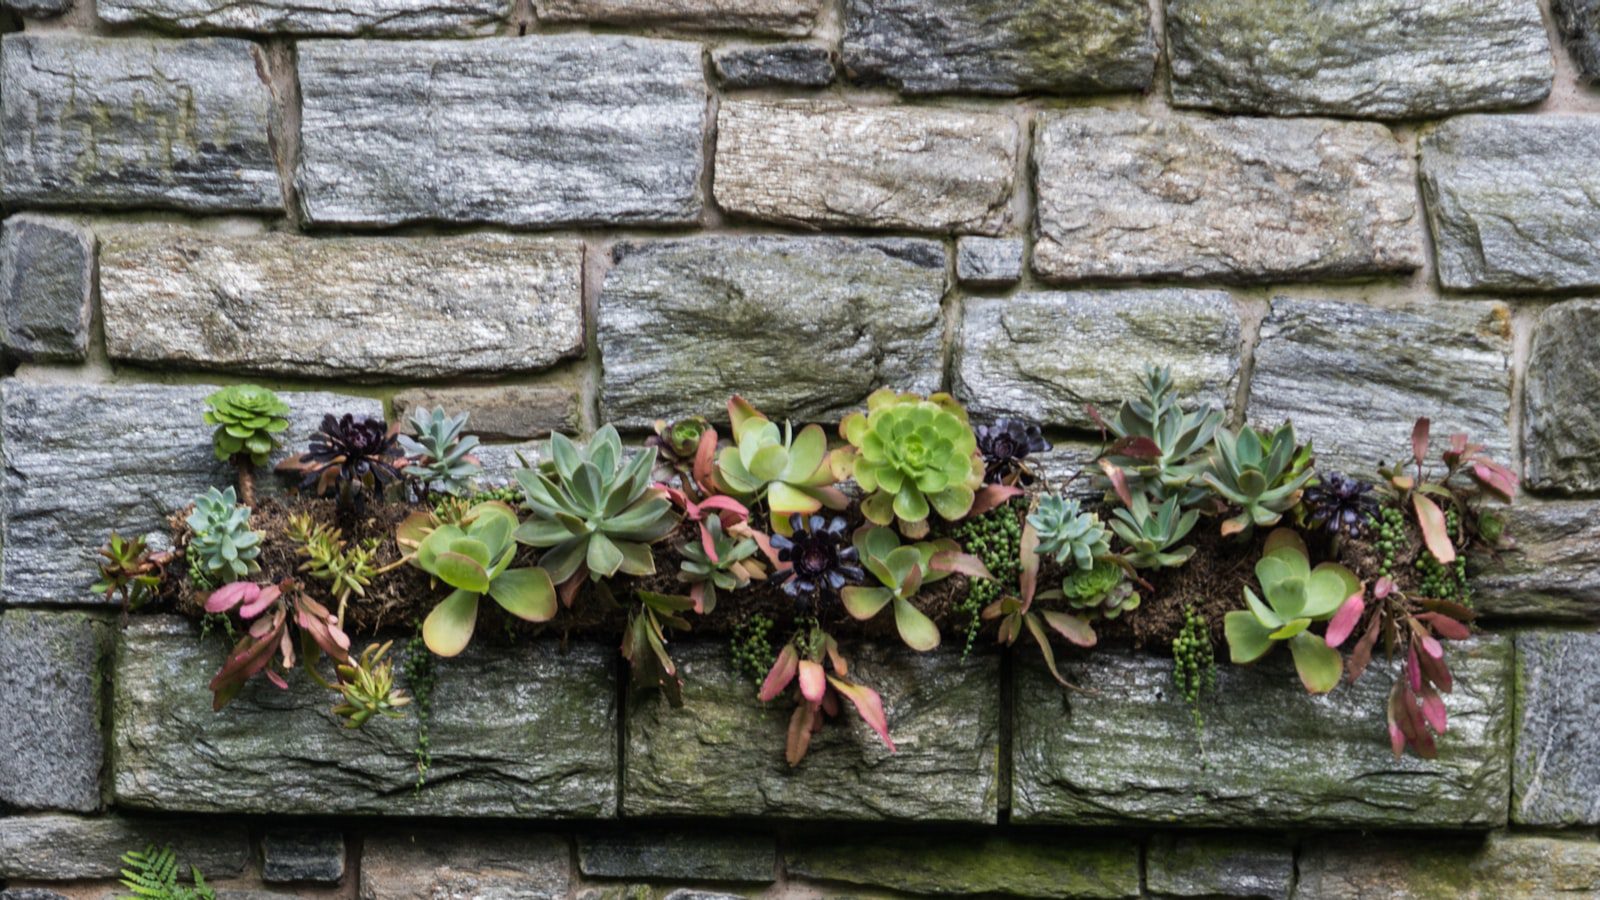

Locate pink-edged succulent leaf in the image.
[693,426,720,494]
[1325,592,1366,649]
[759,643,800,702]
[1411,417,1431,470]
[969,484,1024,518]
[828,676,896,753]
[785,700,819,767]
[1106,435,1163,460]
[1040,609,1097,648]
[204,582,255,614]
[1415,612,1472,641]
[1019,522,1041,610]
[797,659,826,704]
[1098,458,1135,509]
[1420,684,1448,734]
[1412,493,1456,565]
[930,549,994,580]
[1470,460,1519,503]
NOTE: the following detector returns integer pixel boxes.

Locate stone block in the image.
[712,42,834,88]
[359,830,571,900]
[1513,632,1600,825]
[99,0,509,35]
[955,236,1024,287]
[785,834,1140,898]
[1144,833,1292,899]
[0,215,93,363]
[0,611,112,812]
[0,813,249,880]
[1470,499,1600,621]
[534,0,822,35]
[578,833,775,882]
[1297,833,1600,899]
[394,384,583,441]
[1525,299,1600,492]
[261,830,344,883]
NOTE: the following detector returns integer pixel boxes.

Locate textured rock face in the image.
[99,0,508,34]
[535,0,822,35]
[1033,110,1421,284]
[598,237,946,428]
[1471,500,1600,621]
[360,831,571,900]
[0,382,381,606]
[785,835,1140,898]
[3,0,72,16]
[624,642,1000,823]
[113,617,618,817]
[1555,0,1600,80]
[394,384,583,441]
[955,237,1024,287]
[0,36,280,212]
[578,833,775,882]
[0,611,112,812]
[1422,115,1600,291]
[1250,298,1512,478]
[1012,639,1512,828]
[0,814,249,880]
[712,42,835,88]
[954,290,1241,430]
[1144,834,1293,899]
[100,227,583,380]
[261,830,345,883]
[841,0,1154,95]
[1513,632,1600,826]
[1525,300,1600,492]
[296,37,705,229]
[1167,0,1552,119]
[0,215,93,363]
[1297,833,1600,899]
[715,100,1018,235]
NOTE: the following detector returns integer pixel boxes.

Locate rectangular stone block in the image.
[100,227,583,381]
[99,0,509,35]
[1556,0,1600,81]
[1513,632,1600,826]
[1145,833,1292,899]
[1297,833,1600,899]
[598,236,946,429]
[1033,110,1421,284]
[113,617,619,818]
[1249,298,1512,479]
[296,36,705,229]
[578,833,775,882]
[1525,299,1600,492]
[1471,500,1600,621]
[712,42,835,88]
[394,384,583,441]
[0,381,382,606]
[1167,0,1552,119]
[360,830,571,899]
[1422,115,1600,292]
[842,0,1154,95]
[0,813,249,880]
[1011,638,1512,828]
[715,100,1018,235]
[954,290,1241,430]
[784,835,1139,898]
[0,35,281,212]
[535,0,822,35]
[624,642,1000,823]
[0,215,93,364]
[955,236,1024,287]
[0,611,113,812]
[261,830,344,883]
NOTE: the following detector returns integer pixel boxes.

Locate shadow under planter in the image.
[111,616,618,818]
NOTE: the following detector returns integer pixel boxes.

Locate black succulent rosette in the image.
[1303,471,1380,538]
[976,418,1051,486]
[283,414,408,515]
[771,514,864,609]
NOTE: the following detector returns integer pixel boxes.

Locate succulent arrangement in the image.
[185,487,262,587]
[836,389,985,538]
[399,406,483,497]
[204,384,290,506]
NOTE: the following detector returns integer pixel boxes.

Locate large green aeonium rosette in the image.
[835,389,984,538]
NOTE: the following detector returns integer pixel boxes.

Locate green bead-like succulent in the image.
[204,384,290,466]
[1098,365,1222,506]
[417,501,556,657]
[185,486,261,582]
[715,396,845,533]
[1223,529,1360,694]
[399,406,483,497]
[838,388,984,537]
[1028,495,1110,571]
[1202,422,1315,537]
[1108,493,1198,569]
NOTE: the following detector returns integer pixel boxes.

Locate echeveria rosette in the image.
[836,389,985,538]
[417,501,556,657]
[1223,529,1362,694]
[1028,495,1110,571]
[204,384,291,467]
[715,396,846,534]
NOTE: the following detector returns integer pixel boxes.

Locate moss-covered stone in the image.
[1297,832,1600,898]
[0,813,249,880]
[579,832,775,882]
[1512,632,1600,826]
[0,610,113,812]
[785,834,1139,898]
[1145,833,1291,898]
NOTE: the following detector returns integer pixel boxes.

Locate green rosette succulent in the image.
[1053,558,1141,620]
[204,384,290,467]
[1223,529,1360,694]
[1108,493,1198,569]
[399,406,483,497]
[1097,365,1222,506]
[1202,422,1315,537]
[1028,495,1110,571]
[417,501,556,657]
[841,526,966,651]
[186,486,261,582]
[715,396,846,534]
[837,389,984,537]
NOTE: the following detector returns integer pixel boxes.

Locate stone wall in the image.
[2,0,1600,897]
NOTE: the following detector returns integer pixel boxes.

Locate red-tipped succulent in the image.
[205,579,351,711]
[758,626,894,766]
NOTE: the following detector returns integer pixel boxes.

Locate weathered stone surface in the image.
[1470,500,1600,620]
[1525,300,1600,492]
[0,611,112,812]
[1250,298,1512,478]
[1422,115,1600,291]
[0,36,280,212]
[715,100,1018,235]
[956,236,1024,287]
[1030,442,1107,501]
[1145,834,1292,899]
[114,617,617,817]
[842,0,1154,95]
[1513,632,1600,826]
[535,0,821,35]
[712,42,834,88]
[99,0,508,35]
[954,290,1241,430]
[785,835,1139,898]
[360,831,570,900]
[0,215,92,363]
[261,830,345,883]
[100,227,583,381]
[0,814,249,880]
[297,37,705,229]
[1012,638,1512,828]
[2,0,71,17]
[625,642,1000,823]
[395,385,583,441]
[598,237,946,428]
[1297,833,1600,899]
[578,833,775,882]
[0,889,70,900]
[1167,0,1552,119]
[1555,0,1600,81]
[1033,110,1421,284]
[0,382,381,606]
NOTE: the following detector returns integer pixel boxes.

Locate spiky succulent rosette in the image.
[835,389,984,538]
[1303,471,1379,538]
[976,418,1051,486]
[771,514,864,604]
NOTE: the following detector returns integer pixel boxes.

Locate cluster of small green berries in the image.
[1371,505,1407,577]
[402,630,437,791]
[730,614,776,686]
[199,611,237,645]
[432,485,524,515]
[1171,605,1216,729]
[1417,508,1471,605]
[952,504,1023,660]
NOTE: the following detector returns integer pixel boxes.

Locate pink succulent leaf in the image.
[1421,686,1448,733]
[689,582,706,615]
[265,667,288,690]
[1415,612,1471,641]
[1411,418,1431,468]
[1407,646,1423,692]
[758,644,799,702]
[1325,592,1365,649]
[240,584,280,619]
[204,582,255,614]
[1413,493,1456,565]
[798,659,826,704]
[1374,577,1396,600]
[930,550,994,580]
[969,484,1024,518]
[828,676,896,753]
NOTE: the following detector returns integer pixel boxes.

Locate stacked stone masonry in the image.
[2,0,1600,896]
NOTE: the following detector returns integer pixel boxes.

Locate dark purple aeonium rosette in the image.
[1303,471,1380,538]
[772,514,864,607]
[975,418,1051,486]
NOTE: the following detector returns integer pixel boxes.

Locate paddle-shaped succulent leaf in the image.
[840,526,989,651]
[1223,529,1361,694]
[715,396,846,532]
[1108,493,1198,569]
[1202,422,1315,537]
[836,388,985,538]
[758,625,895,766]
[418,501,556,657]
[1028,495,1110,571]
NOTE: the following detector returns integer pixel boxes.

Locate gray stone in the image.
[1297,833,1600,899]
[1513,632,1600,826]
[0,215,93,363]
[296,36,705,229]
[2,0,71,17]
[842,0,1154,95]
[0,813,249,880]
[100,227,584,381]
[1470,499,1600,621]
[1033,110,1422,284]
[0,890,70,900]
[1145,834,1292,899]
[535,0,822,35]
[785,835,1139,898]
[712,42,835,88]
[99,0,508,35]
[1555,0,1600,81]
[624,642,1000,823]
[1525,300,1600,492]
[955,236,1024,287]
[113,617,618,817]
[1011,638,1512,828]
[359,831,571,900]
[598,236,946,429]
[1167,0,1552,119]
[0,35,280,212]
[0,381,382,606]
[715,100,1018,235]
[1422,115,1600,291]
[578,833,775,882]
[0,611,112,812]
[1249,298,1513,478]
[394,384,583,441]
[954,290,1241,430]
[1030,441,1108,501]
[261,830,345,883]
